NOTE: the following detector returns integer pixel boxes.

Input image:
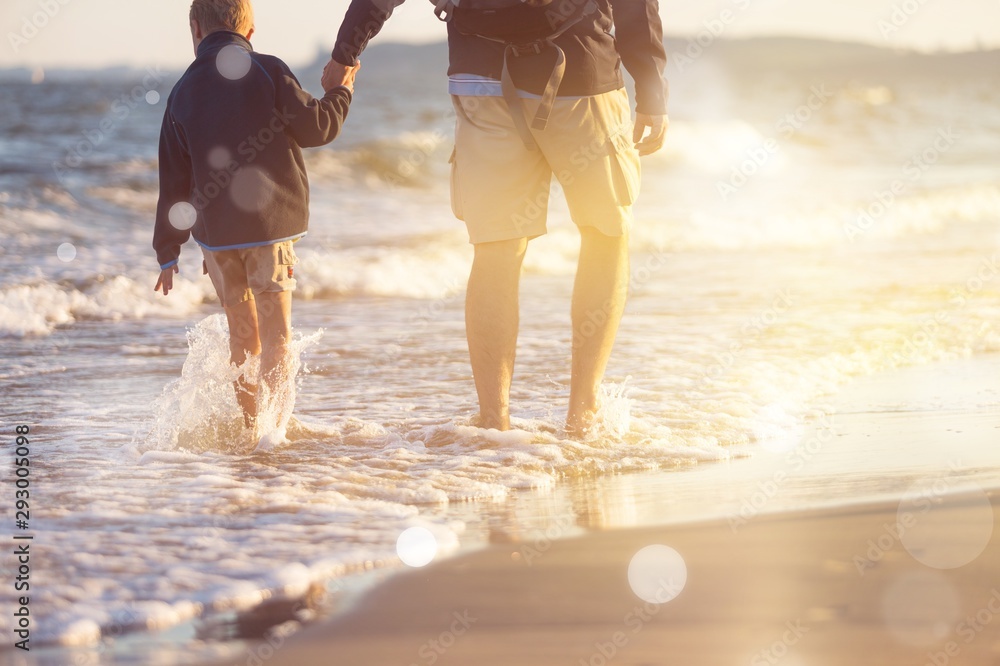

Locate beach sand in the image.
[223,501,1000,666]
[215,357,1000,666]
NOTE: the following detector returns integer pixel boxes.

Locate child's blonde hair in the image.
[190,0,254,36]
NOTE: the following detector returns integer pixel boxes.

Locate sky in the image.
[1,0,998,70]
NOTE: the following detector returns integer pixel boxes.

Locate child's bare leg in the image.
[255,291,293,424]
[223,298,261,428]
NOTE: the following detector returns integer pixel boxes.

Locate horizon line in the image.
[3,32,998,74]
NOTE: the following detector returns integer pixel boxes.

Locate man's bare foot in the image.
[565,407,600,439]
[470,411,510,431]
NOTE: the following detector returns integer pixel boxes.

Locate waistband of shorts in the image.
[195,233,306,253]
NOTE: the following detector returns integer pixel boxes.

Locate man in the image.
[327,0,667,434]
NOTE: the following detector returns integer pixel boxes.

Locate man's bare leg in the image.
[465,237,527,431]
[223,298,261,428]
[567,228,630,435]
[255,291,294,430]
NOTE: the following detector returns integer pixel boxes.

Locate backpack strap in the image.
[497,1,597,150]
[445,0,598,150]
[433,0,457,21]
[500,45,537,150]
[530,42,565,131]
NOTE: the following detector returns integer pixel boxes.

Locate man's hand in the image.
[633,113,668,157]
[155,265,179,296]
[322,58,362,94]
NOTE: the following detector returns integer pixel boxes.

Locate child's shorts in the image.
[202,240,298,308]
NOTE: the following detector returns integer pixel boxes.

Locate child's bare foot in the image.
[234,378,258,429]
[255,426,287,452]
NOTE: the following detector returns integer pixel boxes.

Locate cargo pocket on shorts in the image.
[277,243,298,284]
[449,147,465,220]
[607,130,641,207]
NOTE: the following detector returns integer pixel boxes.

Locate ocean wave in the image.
[632,182,1000,252]
[306,131,451,188]
[0,278,209,337]
[295,243,469,300]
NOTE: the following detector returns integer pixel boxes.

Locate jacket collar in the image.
[197,31,253,58]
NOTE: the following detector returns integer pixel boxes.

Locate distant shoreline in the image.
[2,34,997,82]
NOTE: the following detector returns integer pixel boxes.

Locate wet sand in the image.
[214,358,1000,666]
[221,497,1000,665]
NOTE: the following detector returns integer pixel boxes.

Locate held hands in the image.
[154,265,178,296]
[633,113,668,156]
[322,58,362,94]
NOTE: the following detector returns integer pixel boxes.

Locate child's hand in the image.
[155,265,179,296]
[322,58,361,94]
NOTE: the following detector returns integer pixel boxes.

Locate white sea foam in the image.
[0,278,209,337]
[295,244,471,300]
[140,315,320,453]
[0,310,748,647]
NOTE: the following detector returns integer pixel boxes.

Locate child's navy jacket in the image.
[154,31,352,270]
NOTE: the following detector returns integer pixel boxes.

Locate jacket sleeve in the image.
[331,0,406,66]
[273,60,353,148]
[152,103,193,270]
[609,0,667,115]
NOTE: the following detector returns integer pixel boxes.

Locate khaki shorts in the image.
[202,240,298,308]
[450,88,641,244]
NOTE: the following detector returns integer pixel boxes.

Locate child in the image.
[153,0,359,447]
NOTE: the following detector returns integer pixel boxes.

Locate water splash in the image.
[593,380,635,440]
[136,315,322,454]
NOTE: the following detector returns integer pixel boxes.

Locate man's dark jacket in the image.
[154,31,352,270]
[332,0,667,115]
